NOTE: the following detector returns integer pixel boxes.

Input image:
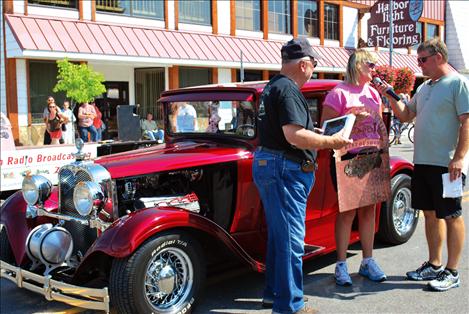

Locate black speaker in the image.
[117,105,141,141]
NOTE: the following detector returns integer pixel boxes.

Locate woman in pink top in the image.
[322,49,387,286]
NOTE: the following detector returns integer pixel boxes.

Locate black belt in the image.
[258,146,317,172]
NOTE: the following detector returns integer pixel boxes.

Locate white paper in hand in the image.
[442,173,463,198]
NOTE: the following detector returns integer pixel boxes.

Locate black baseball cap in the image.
[281,38,322,61]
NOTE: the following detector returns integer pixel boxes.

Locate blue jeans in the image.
[144,129,164,142]
[79,125,98,142]
[252,149,315,314]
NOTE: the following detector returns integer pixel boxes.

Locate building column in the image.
[211,0,218,34]
[261,0,268,40]
[319,0,324,45]
[262,70,269,81]
[212,68,218,84]
[5,58,19,142]
[230,0,236,36]
[169,66,179,90]
[231,69,237,82]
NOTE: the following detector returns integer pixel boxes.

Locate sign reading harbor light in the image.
[367,0,423,48]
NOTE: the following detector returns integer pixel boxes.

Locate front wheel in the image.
[0,226,15,264]
[110,231,205,314]
[408,125,414,143]
[377,174,419,244]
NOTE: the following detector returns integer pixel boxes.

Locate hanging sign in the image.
[367,0,423,48]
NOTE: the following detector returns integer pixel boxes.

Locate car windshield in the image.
[167,100,256,138]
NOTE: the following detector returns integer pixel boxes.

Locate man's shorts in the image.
[412,164,465,219]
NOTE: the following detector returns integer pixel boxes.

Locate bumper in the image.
[0,261,110,313]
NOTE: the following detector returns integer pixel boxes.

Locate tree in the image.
[53,59,106,105]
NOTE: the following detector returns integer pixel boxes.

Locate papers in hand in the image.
[321,114,356,139]
[442,173,463,198]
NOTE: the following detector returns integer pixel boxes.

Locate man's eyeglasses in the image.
[365,62,376,69]
[417,53,436,64]
[304,58,318,68]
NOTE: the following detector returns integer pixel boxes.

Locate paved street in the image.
[1,139,468,314]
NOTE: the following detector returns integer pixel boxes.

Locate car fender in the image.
[0,191,56,265]
[82,207,263,272]
[389,155,413,176]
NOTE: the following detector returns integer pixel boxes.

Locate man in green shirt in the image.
[376,38,469,291]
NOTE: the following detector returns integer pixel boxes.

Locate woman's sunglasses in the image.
[365,62,376,69]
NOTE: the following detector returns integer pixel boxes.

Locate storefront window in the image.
[179,0,211,26]
[426,23,439,40]
[324,3,339,40]
[236,70,263,82]
[28,0,78,9]
[298,0,318,38]
[179,67,212,88]
[236,0,261,31]
[411,22,423,49]
[95,0,164,19]
[135,68,165,122]
[29,61,66,124]
[268,0,291,34]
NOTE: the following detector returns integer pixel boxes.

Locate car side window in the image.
[306,97,320,127]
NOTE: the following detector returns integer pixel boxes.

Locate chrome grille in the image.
[58,165,96,257]
[59,167,92,215]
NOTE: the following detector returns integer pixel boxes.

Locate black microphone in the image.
[372,77,401,101]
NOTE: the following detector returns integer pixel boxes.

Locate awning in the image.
[5,14,423,75]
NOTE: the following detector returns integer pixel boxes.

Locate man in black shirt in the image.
[253,38,351,314]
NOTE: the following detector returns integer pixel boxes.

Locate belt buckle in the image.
[301,160,317,172]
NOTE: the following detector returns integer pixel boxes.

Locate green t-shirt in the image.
[408,73,469,167]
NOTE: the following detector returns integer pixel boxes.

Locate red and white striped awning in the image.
[5,14,424,75]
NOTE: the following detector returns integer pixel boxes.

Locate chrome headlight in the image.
[73,181,105,216]
[22,175,52,205]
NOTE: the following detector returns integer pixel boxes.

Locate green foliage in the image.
[53,59,106,104]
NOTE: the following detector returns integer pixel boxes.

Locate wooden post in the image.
[230,0,236,36]
[261,0,268,40]
[169,66,179,90]
[212,0,218,34]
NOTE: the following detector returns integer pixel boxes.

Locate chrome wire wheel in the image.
[392,186,414,236]
[144,247,193,313]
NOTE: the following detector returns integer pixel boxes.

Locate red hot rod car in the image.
[0,79,417,314]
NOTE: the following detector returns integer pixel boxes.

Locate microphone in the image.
[372,77,401,101]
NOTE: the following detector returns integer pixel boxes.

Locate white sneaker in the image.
[335,262,352,286]
[428,269,460,291]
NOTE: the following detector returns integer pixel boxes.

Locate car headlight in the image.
[73,181,105,216]
[22,175,52,205]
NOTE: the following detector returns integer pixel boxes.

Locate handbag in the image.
[61,123,67,131]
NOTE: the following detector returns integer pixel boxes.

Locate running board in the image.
[304,244,325,257]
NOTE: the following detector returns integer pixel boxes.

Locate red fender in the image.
[81,207,264,272]
[0,190,57,265]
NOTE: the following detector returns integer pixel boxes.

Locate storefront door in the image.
[95,81,129,140]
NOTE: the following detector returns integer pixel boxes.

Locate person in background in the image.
[61,100,76,144]
[91,101,104,141]
[78,101,97,142]
[206,101,221,133]
[321,49,387,286]
[376,38,469,291]
[141,112,164,142]
[42,96,64,145]
[44,99,67,145]
[253,38,351,314]
[176,102,197,132]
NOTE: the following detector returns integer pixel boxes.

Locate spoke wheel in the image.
[144,247,193,312]
[110,231,205,314]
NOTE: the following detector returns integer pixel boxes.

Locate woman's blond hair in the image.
[344,49,378,85]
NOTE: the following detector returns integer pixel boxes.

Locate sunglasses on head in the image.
[365,62,376,69]
[417,53,436,64]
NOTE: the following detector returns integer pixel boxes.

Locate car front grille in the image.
[58,166,96,257]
